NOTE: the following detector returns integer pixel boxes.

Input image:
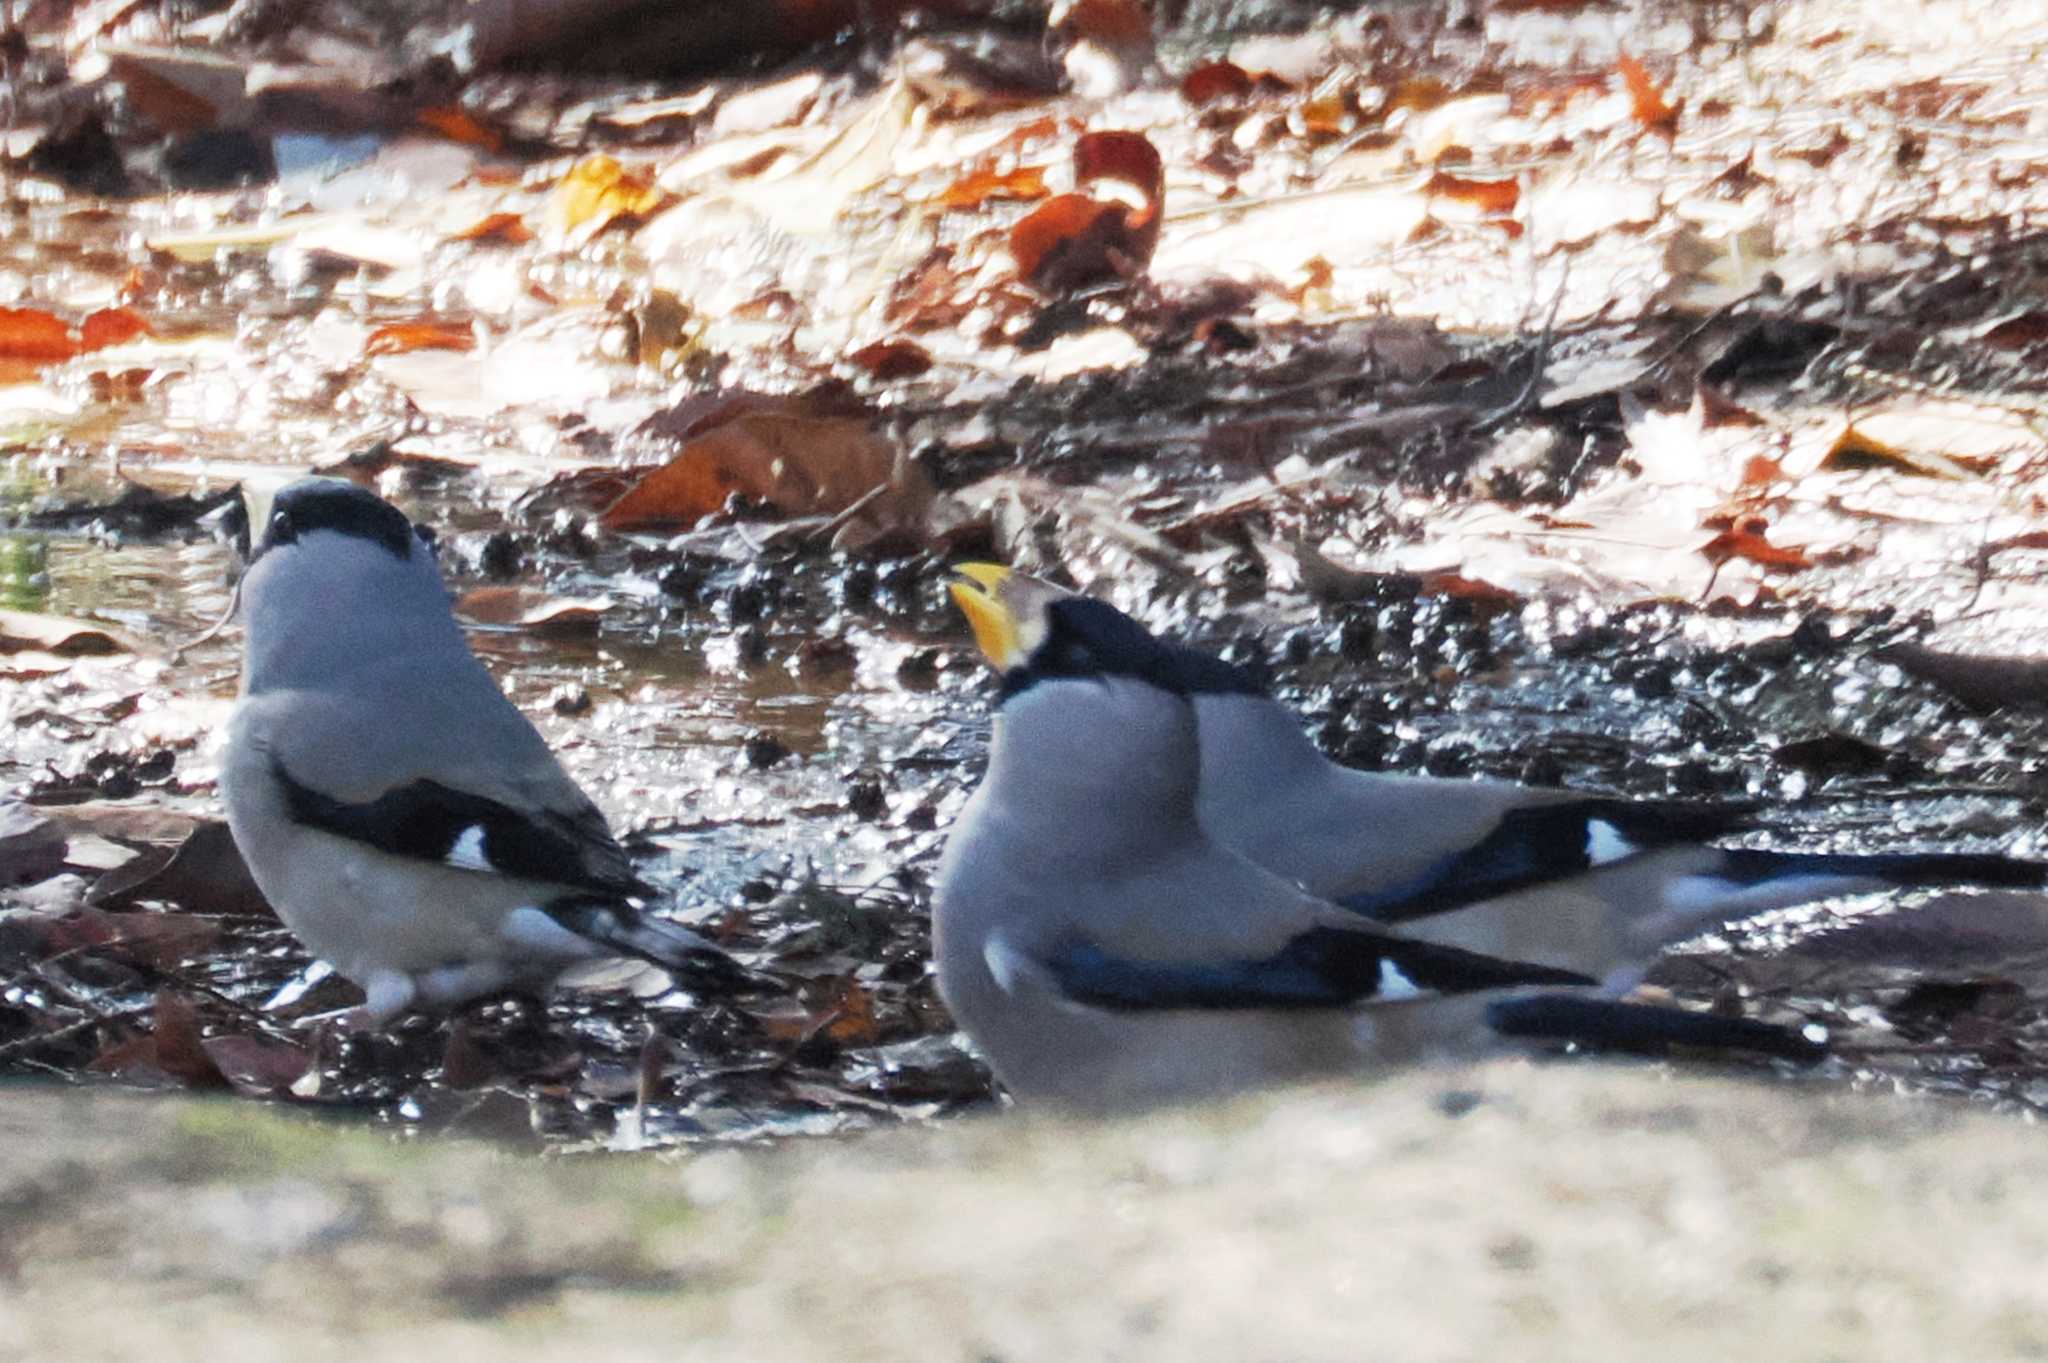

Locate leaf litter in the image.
[9,0,2048,1143]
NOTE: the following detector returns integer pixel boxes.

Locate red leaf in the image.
[1700,520,1811,571]
[1009,129,1164,294]
[0,307,80,362]
[418,106,504,152]
[1618,50,1679,133]
[78,306,151,352]
[365,321,477,357]
[1180,61,1254,105]
[848,339,934,380]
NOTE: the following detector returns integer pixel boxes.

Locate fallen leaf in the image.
[365,321,477,357]
[1875,643,2048,713]
[1700,519,1811,571]
[1617,50,1679,133]
[86,819,274,918]
[1,802,67,888]
[78,306,151,351]
[933,164,1050,209]
[1180,61,1255,104]
[418,106,504,152]
[0,609,133,657]
[202,1033,315,1096]
[1009,129,1163,294]
[1980,312,2048,350]
[551,154,665,240]
[148,991,232,1089]
[1738,454,1786,486]
[847,339,935,380]
[1699,386,1768,429]
[455,586,613,637]
[1420,572,1523,607]
[449,211,533,245]
[1425,170,1519,216]
[1823,424,1976,479]
[78,909,223,969]
[1056,0,1152,44]
[601,413,928,540]
[0,307,82,362]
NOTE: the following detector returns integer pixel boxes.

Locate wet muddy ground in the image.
[8,0,2048,1148]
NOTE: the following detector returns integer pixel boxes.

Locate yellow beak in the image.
[949,563,1023,669]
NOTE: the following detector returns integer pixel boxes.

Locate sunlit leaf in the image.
[1700,519,1811,571]
[551,154,666,240]
[365,321,478,357]
[455,586,613,637]
[1009,129,1164,294]
[1425,170,1519,216]
[1617,50,1679,133]
[448,211,533,245]
[933,165,1050,209]
[0,307,80,362]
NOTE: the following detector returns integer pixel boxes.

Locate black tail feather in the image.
[1485,994,1829,1063]
[1713,847,2048,892]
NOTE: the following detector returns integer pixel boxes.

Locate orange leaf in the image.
[848,339,934,380]
[1180,61,1254,105]
[1009,130,1165,294]
[551,154,665,238]
[1617,50,1678,133]
[79,306,151,352]
[364,321,477,357]
[1425,170,1519,215]
[933,164,1050,210]
[1739,454,1786,486]
[417,105,504,152]
[449,211,533,245]
[600,413,908,531]
[0,306,80,362]
[1700,520,1810,570]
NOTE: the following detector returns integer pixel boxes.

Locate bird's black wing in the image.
[272,757,652,897]
[1041,926,1595,1012]
[1341,798,1756,923]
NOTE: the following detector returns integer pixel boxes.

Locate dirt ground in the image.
[8,1059,2048,1362]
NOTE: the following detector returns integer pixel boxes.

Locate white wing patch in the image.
[1375,959,1425,1001]
[445,825,493,871]
[984,935,1037,995]
[1584,819,1635,866]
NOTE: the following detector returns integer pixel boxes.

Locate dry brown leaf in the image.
[417,105,504,152]
[1980,312,2048,350]
[1700,519,1811,571]
[1823,425,1976,479]
[0,609,132,657]
[1425,170,1519,216]
[455,586,613,637]
[847,339,934,380]
[1180,61,1255,105]
[551,154,666,240]
[601,413,922,535]
[202,1033,315,1096]
[449,211,533,245]
[0,306,83,362]
[364,321,477,357]
[1009,129,1163,294]
[1617,50,1679,133]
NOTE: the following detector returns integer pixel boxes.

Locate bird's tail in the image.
[1661,846,2046,923]
[1485,994,1829,1063]
[546,897,759,992]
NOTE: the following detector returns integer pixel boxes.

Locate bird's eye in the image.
[267,509,296,545]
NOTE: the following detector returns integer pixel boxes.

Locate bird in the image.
[946,565,2048,1075]
[219,476,743,1025]
[930,580,1733,1108]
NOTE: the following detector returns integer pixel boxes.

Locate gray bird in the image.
[949,565,2045,1067]
[933,584,1643,1109]
[220,477,738,1024]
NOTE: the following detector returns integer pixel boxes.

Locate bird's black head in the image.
[997,596,1265,703]
[241,478,426,566]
